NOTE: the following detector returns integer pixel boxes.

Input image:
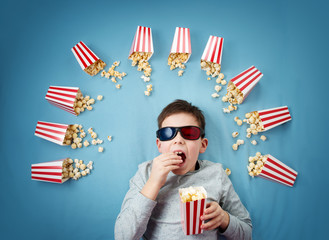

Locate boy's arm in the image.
[114,164,157,240]
[219,167,252,240]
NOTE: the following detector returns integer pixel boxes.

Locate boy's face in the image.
[156,112,208,175]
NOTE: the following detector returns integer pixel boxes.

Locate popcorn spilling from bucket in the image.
[168,27,191,76]
[45,86,99,116]
[31,158,93,183]
[128,26,154,96]
[247,152,297,187]
[72,41,106,76]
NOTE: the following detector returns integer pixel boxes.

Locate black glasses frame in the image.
[156,126,205,141]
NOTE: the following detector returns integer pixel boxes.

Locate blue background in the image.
[1,0,329,239]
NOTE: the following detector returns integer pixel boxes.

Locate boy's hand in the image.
[141,153,182,200]
[200,201,230,231]
[150,153,183,187]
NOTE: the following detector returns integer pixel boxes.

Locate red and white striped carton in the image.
[230,65,263,102]
[257,106,292,131]
[45,86,80,116]
[169,27,191,62]
[34,121,70,146]
[31,158,69,184]
[258,155,298,187]
[179,187,207,235]
[128,26,154,59]
[201,35,224,65]
[71,41,100,70]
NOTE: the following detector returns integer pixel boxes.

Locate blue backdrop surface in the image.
[1,0,329,239]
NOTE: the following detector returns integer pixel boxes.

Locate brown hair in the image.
[157,99,206,137]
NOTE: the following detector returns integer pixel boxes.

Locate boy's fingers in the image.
[163,159,183,167]
[204,202,217,214]
[201,219,219,230]
[201,210,218,221]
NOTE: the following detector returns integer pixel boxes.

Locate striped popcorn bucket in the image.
[257,106,292,131]
[259,155,297,187]
[201,35,224,65]
[169,27,191,62]
[45,86,80,116]
[230,65,263,102]
[31,159,69,184]
[179,187,207,235]
[34,121,70,145]
[129,26,154,59]
[72,41,100,71]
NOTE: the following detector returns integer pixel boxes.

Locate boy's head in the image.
[156,99,208,175]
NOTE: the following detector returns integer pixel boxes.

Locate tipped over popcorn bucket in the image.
[34,121,70,145]
[179,186,207,235]
[128,26,154,60]
[257,106,292,131]
[259,155,297,187]
[31,158,71,184]
[229,65,263,103]
[71,41,106,76]
[201,35,224,65]
[169,27,191,61]
[45,86,80,116]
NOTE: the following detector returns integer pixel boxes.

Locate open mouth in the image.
[176,151,186,162]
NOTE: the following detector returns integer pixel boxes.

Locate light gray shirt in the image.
[115,160,252,240]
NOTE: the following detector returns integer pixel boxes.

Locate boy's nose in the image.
[173,132,185,144]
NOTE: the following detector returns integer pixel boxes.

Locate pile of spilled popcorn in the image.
[129,52,153,96]
[101,61,127,89]
[222,82,242,113]
[62,158,93,181]
[63,124,109,153]
[247,152,268,177]
[179,186,207,203]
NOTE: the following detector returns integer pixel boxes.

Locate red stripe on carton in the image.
[129,26,154,59]
[257,106,292,131]
[72,41,99,70]
[45,86,79,116]
[170,27,192,62]
[31,159,69,184]
[34,121,70,145]
[179,187,207,235]
[258,155,297,187]
[201,35,224,65]
[230,66,263,101]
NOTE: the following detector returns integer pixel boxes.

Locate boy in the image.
[115,99,252,239]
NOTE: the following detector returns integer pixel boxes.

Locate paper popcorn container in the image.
[201,35,224,65]
[34,121,70,145]
[230,65,263,101]
[179,187,207,235]
[257,106,292,131]
[72,41,100,70]
[258,155,297,187]
[128,26,154,59]
[31,159,69,183]
[45,86,80,116]
[169,27,191,62]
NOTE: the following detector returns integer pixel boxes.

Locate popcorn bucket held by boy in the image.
[179,186,207,235]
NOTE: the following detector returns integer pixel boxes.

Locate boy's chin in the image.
[171,169,188,175]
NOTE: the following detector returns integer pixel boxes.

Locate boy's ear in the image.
[199,138,208,153]
[156,138,162,152]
